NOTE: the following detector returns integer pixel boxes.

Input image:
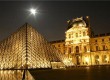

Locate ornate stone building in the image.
[51,16,110,66]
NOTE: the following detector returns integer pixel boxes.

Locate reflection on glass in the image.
[0,70,34,80]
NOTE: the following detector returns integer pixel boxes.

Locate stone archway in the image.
[95,55,99,65]
[76,46,79,53]
[75,46,80,65]
[102,55,107,63]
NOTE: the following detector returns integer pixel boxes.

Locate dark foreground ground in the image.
[29,65,110,80]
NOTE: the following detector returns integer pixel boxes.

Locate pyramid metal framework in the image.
[0,23,66,69]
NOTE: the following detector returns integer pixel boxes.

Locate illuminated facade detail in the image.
[50,40,65,54]
[0,23,68,69]
[90,35,110,65]
[50,40,74,66]
[65,16,91,65]
[51,16,110,66]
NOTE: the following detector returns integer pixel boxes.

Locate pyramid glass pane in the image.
[0,23,66,69]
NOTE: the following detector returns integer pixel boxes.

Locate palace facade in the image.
[51,16,110,66]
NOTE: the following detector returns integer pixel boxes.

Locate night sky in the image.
[0,1,110,41]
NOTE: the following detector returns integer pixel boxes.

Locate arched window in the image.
[95,55,99,65]
[102,45,105,50]
[69,34,71,38]
[109,38,110,41]
[95,40,97,42]
[84,46,87,52]
[102,39,104,42]
[102,55,107,63]
[83,32,86,36]
[76,46,79,53]
[76,33,78,37]
[68,48,71,54]
[96,46,98,51]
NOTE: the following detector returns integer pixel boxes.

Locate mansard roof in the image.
[93,33,110,38]
[50,40,65,43]
[67,16,90,30]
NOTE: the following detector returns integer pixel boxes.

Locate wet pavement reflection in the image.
[30,66,110,80]
[0,70,34,80]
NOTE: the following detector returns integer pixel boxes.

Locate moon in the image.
[29,8,37,16]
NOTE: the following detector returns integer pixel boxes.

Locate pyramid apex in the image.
[25,22,28,25]
[24,22,30,27]
[20,22,33,29]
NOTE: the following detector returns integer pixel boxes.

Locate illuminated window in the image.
[106,46,108,50]
[95,55,99,65]
[95,40,97,42]
[68,48,71,54]
[83,32,86,36]
[69,34,71,38]
[80,45,81,49]
[63,50,65,54]
[69,41,71,44]
[76,46,79,53]
[102,45,105,50]
[102,39,104,42]
[58,44,60,47]
[109,38,110,41]
[96,46,98,51]
[84,39,86,42]
[84,46,87,52]
[103,55,107,63]
[76,33,78,37]
[80,39,81,42]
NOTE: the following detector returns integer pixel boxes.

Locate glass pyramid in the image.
[0,23,66,69]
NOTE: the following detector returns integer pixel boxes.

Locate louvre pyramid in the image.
[0,23,66,69]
